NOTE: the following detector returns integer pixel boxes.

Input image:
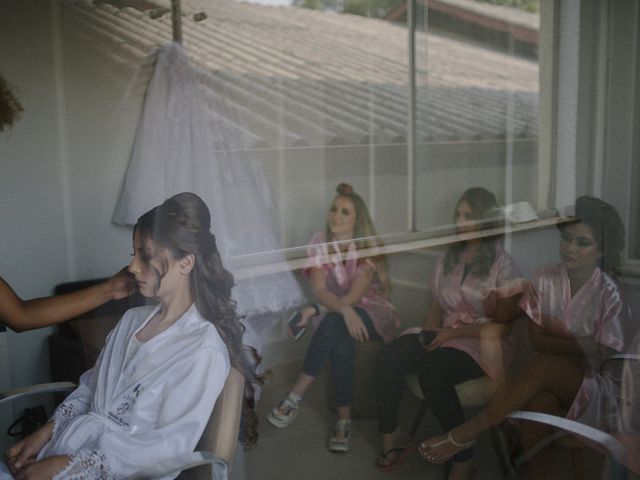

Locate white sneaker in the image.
[267,392,301,428]
[328,418,352,453]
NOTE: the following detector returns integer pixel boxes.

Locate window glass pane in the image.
[61,0,413,255]
[59,0,543,260]
[631,57,640,261]
[415,0,540,232]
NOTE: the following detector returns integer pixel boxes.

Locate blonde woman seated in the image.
[420,196,634,480]
[267,183,399,453]
[3,193,257,479]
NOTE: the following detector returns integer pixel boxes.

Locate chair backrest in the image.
[197,367,245,465]
[177,367,244,480]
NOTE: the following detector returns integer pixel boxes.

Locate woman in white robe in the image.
[4,193,256,479]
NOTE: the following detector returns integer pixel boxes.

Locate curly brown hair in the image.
[136,192,261,447]
[0,74,23,131]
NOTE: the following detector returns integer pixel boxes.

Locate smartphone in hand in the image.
[418,330,436,348]
[288,311,307,341]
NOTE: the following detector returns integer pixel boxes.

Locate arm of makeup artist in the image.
[0,268,135,332]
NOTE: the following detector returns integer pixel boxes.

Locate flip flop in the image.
[375,444,416,472]
[419,432,475,464]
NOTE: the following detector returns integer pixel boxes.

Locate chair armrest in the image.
[123,451,229,480]
[602,353,640,369]
[0,382,76,406]
[508,411,625,462]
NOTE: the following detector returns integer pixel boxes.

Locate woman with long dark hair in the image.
[4,192,257,479]
[375,187,523,480]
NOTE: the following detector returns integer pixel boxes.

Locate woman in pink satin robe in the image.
[375,187,524,479]
[267,183,399,453]
[420,196,634,480]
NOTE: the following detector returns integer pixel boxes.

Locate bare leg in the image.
[375,427,416,470]
[448,460,473,480]
[381,428,403,454]
[290,373,315,398]
[337,405,351,420]
[520,392,564,480]
[420,355,584,464]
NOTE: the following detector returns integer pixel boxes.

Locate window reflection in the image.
[61,0,541,252]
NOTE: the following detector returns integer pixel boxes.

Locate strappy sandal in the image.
[375,443,416,472]
[419,432,475,464]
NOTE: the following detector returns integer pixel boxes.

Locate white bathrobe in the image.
[39,304,230,479]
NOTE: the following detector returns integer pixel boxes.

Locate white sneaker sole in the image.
[328,439,350,453]
[267,411,296,428]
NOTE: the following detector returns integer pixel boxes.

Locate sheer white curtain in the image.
[113,42,303,319]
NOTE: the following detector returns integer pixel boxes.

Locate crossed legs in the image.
[375,335,483,475]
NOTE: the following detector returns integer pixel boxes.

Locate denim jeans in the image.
[0,462,13,479]
[302,307,380,407]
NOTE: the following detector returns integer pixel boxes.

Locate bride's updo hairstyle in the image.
[135,192,260,446]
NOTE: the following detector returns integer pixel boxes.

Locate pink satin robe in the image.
[429,246,524,381]
[304,232,400,343]
[519,264,634,430]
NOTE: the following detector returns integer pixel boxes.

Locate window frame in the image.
[583,0,640,275]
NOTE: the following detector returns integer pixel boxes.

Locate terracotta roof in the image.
[63,0,538,148]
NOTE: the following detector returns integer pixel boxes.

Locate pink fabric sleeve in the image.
[495,251,523,287]
[518,273,543,326]
[302,232,329,277]
[482,251,526,308]
[428,254,445,297]
[594,278,628,352]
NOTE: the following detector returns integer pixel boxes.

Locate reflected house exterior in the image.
[65,0,538,147]
[63,0,540,243]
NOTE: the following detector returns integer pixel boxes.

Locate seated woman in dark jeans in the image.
[267,183,399,453]
[375,187,524,480]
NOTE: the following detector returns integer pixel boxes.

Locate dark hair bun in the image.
[337,183,354,195]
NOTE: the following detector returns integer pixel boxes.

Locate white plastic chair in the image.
[507,353,640,480]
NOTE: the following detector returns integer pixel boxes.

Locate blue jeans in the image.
[302,307,380,407]
[0,462,13,479]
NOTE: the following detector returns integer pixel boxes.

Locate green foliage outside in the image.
[342,0,404,18]
[291,0,405,19]
[474,0,539,13]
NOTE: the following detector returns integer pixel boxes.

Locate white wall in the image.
[0,0,71,451]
